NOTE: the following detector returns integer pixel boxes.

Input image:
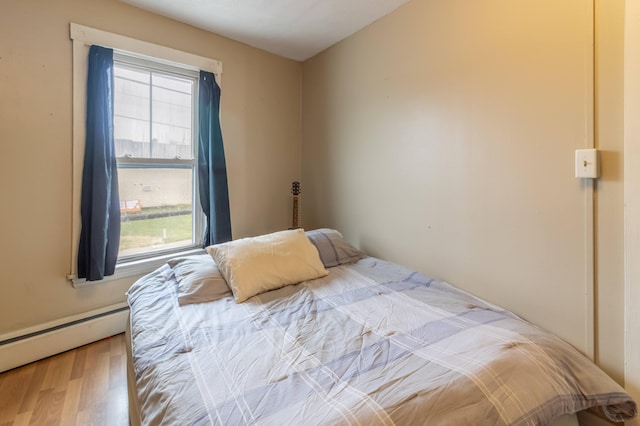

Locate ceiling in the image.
[121,0,411,61]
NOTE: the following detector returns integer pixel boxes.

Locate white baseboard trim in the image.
[0,303,129,373]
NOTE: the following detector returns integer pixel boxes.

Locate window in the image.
[70,23,223,285]
[113,56,202,261]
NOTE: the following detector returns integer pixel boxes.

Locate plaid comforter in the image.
[127,257,636,425]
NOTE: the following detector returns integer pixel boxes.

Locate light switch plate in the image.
[575,149,599,178]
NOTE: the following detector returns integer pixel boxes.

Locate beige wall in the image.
[0,0,301,334]
[625,0,640,408]
[302,0,625,382]
[594,0,625,384]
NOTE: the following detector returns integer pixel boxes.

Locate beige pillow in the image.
[206,229,329,303]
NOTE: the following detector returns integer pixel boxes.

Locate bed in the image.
[126,228,636,425]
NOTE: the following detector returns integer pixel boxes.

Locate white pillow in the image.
[206,229,329,303]
[168,255,231,306]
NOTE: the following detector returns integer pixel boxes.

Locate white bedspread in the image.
[127,256,636,425]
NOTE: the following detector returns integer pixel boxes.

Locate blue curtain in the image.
[77,45,120,281]
[198,71,232,247]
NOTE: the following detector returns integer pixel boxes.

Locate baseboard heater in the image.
[0,303,129,373]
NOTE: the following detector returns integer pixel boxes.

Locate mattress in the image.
[126,255,636,425]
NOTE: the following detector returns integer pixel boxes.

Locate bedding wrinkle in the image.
[128,257,637,425]
[307,266,559,424]
[172,279,224,426]
[258,292,396,426]
[247,299,379,426]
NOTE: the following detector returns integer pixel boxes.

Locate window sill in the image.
[69,247,206,288]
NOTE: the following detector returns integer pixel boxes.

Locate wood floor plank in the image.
[0,364,36,423]
[0,334,129,426]
[69,346,87,381]
[26,388,53,426]
[107,350,129,426]
[94,337,112,355]
[109,334,124,357]
[41,350,75,392]
[106,385,129,426]
[17,359,50,415]
[75,402,108,426]
[109,354,125,391]
[27,388,65,426]
[59,378,82,426]
[78,350,110,412]
[10,411,32,426]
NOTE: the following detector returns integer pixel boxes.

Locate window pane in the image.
[151,74,193,159]
[117,167,194,257]
[114,66,151,158]
[113,59,199,261]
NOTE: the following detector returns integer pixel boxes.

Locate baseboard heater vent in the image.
[0,303,129,373]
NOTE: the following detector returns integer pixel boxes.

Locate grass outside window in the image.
[120,207,193,252]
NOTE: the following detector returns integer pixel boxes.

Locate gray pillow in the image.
[305,228,365,268]
[167,255,231,306]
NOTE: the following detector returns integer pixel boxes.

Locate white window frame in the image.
[113,54,203,263]
[69,23,222,287]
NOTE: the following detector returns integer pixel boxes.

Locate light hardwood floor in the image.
[0,334,128,426]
